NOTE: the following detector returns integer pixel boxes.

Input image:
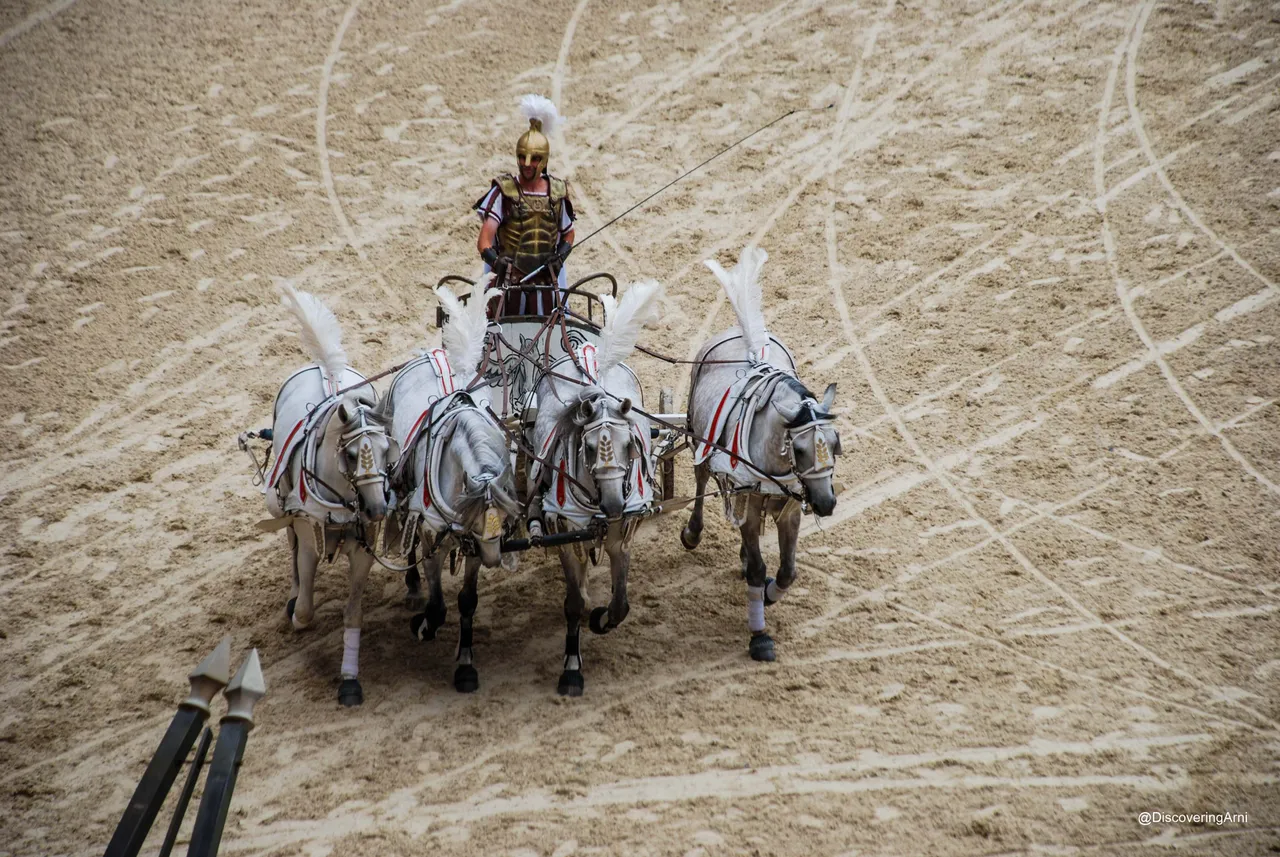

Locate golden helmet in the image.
[516,120,550,168]
[515,95,561,169]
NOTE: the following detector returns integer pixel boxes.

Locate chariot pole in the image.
[103,638,231,857]
[187,649,267,857]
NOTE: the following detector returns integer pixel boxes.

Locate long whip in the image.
[518,103,835,284]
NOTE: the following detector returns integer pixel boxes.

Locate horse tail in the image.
[704,246,768,358]
[598,279,664,376]
[277,283,348,382]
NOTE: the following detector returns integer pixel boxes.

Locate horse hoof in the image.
[763,577,778,607]
[680,527,701,551]
[409,612,435,641]
[454,664,479,694]
[338,678,364,707]
[588,606,612,635]
[749,633,777,662]
[557,670,585,697]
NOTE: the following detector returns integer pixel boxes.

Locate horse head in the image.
[770,380,842,517]
[335,392,393,525]
[572,391,639,521]
[446,404,520,568]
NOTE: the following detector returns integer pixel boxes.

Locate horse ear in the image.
[573,398,595,426]
[618,398,632,415]
[337,402,351,423]
[822,383,836,412]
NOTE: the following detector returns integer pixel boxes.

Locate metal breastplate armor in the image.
[493,175,565,278]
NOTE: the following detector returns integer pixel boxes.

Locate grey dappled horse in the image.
[680,248,842,662]
[381,284,521,693]
[266,286,394,706]
[527,280,662,696]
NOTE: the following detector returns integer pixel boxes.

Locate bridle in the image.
[334,403,391,500]
[781,412,837,482]
[577,410,641,511]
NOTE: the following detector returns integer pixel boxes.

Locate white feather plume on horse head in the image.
[598,279,664,377]
[704,246,769,359]
[519,94,563,136]
[435,274,499,376]
[277,283,348,382]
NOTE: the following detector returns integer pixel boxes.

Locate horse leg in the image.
[285,525,300,620]
[739,495,776,662]
[590,521,630,634]
[338,547,373,706]
[557,546,588,697]
[409,548,447,641]
[454,555,481,693]
[681,460,711,550]
[769,498,802,605]
[405,544,425,611]
[289,522,320,630]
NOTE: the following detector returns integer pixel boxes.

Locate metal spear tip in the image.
[182,636,233,715]
[223,649,266,728]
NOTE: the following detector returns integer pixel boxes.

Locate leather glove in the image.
[555,241,573,263]
[481,246,500,267]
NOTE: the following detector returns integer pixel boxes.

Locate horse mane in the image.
[778,376,830,427]
[452,409,508,476]
[277,284,348,381]
[704,246,769,359]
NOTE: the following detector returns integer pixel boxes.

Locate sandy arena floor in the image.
[2,0,1278,854]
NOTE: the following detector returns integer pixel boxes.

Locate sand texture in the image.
[1,0,1278,854]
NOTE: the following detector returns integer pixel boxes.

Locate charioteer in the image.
[474,94,576,317]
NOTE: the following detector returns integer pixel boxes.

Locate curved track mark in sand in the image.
[1114,0,1280,498]
[317,0,366,261]
[819,0,1280,734]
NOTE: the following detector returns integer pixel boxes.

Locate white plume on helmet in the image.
[598,279,664,377]
[704,246,769,360]
[519,94,564,136]
[434,274,499,375]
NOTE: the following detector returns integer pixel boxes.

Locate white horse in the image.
[681,247,842,662]
[381,281,521,693]
[527,280,663,696]
[264,286,394,706]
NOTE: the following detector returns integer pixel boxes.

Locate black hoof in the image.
[454,664,479,694]
[680,527,701,551]
[338,678,364,707]
[749,633,777,662]
[557,670,585,697]
[588,606,612,635]
[285,597,297,621]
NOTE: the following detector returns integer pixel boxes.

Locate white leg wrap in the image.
[766,578,788,604]
[341,627,361,679]
[746,585,766,633]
